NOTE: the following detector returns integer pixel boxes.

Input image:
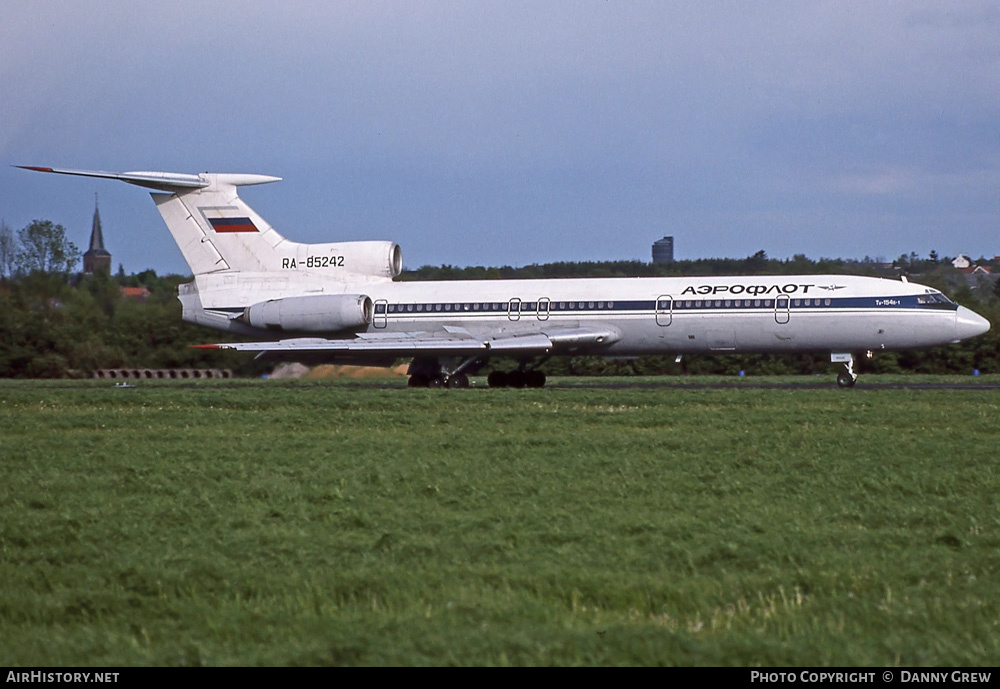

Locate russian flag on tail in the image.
[208,217,258,233]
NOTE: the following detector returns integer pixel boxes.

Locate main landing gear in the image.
[486,368,546,388]
[405,356,548,388]
[487,356,549,388]
[407,372,470,388]
[406,356,484,389]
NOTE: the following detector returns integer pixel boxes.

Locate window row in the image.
[666,298,834,310]
[378,298,842,314]
[383,301,620,314]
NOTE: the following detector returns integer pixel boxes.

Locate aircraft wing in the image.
[193,326,619,358]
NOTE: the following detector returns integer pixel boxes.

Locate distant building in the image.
[958,266,992,276]
[83,197,111,275]
[952,255,973,269]
[652,236,674,264]
[121,286,151,301]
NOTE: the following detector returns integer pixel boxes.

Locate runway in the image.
[20,378,1000,392]
[546,380,1000,391]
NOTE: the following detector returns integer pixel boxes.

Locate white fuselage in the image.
[181,272,984,357]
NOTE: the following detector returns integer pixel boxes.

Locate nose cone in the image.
[955,306,991,342]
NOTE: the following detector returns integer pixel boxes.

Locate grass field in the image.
[2,377,999,666]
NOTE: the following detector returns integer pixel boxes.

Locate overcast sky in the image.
[2,1,997,275]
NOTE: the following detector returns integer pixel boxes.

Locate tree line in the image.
[1,219,998,377]
[0,221,252,377]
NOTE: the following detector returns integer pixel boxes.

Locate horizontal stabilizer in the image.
[15,166,280,192]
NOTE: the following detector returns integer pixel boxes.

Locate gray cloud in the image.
[2,1,996,273]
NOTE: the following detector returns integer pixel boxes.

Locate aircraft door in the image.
[656,295,673,326]
[374,299,388,329]
[537,297,551,321]
[508,298,521,321]
[775,295,790,324]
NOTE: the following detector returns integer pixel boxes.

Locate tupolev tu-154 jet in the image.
[19,165,990,388]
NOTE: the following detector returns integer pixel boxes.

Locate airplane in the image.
[19,165,991,388]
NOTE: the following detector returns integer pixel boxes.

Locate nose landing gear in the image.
[832,352,857,387]
[832,351,873,388]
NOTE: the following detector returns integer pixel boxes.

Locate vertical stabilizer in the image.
[16,166,401,282]
[15,166,285,277]
[152,174,294,275]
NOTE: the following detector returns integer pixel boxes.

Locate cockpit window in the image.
[917,292,956,307]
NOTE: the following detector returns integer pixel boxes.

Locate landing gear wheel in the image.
[408,374,429,388]
[427,375,445,388]
[506,370,527,388]
[487,370,508,388]
[837,370,857,388]
[447,373,469,388]
[525,370,547,388]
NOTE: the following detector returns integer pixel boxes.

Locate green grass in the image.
[1,378,999,665]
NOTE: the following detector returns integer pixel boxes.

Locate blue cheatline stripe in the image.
[221,295,957,317]
[374,296,955,315]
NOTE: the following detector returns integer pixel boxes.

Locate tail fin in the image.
[151,173,287,274]
[17,166,402,280]
[16,166,284,275]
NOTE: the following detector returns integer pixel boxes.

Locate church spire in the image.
[83,193,111,275]
[90,194,106,252]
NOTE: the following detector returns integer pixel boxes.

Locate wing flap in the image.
[195,334,492,358]
[193,331,559,358]
[192,326,618,359]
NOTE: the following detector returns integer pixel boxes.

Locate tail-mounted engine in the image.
[240,294,373,332]
[292,241,402,279]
